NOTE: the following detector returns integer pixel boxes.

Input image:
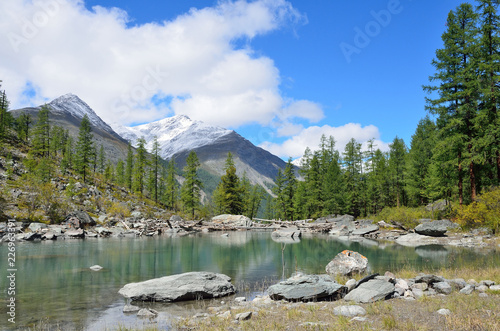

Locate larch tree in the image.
[74,114,94,183]
[181,151,202,219]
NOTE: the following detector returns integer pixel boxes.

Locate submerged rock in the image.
[118,272,236,302]
[271,227,301,239]
[325,250,368,276]
[267,274,347,302]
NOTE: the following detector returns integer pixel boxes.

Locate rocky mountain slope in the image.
[10,94,130,161]
[10,94,287,192]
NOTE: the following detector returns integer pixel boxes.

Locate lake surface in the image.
[0,231,498,330]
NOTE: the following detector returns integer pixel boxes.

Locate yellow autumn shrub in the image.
[454,187,500,234]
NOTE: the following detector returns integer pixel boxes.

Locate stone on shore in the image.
[64,211,96,229]
[351,224,379,236]
[271,227,301,239]
[325,250,368,276]
[415,220,450,237]
[395,233,439,247]
[118,272,236,302]
[267,274,347,302]
[333,305,367,317]
[344,279,395,303]
[211,215,252,227]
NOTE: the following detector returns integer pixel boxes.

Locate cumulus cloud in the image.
[0,0,314,128]
[259,123,391,159]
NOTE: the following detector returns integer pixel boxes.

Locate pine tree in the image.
[181,151,202,219]
[343,138,362,216]
[133,137,148,195]
[74,114,94,183]
[424,4,479,204]
[165,159,178,210]
[125,142,134,191]
[476,0,500,185]
[282,158,297,221]
[32,105,51,157]
[61,136,73,171]
[0,88,10,141]
[151,136,160,203]
[214,152,244,215]
[389,136,407,207]
[98,145,105,174]
[115,159,125,186]
[406,117,437,206]
[16,112,31,143]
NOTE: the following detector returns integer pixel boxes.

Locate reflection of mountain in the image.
[415,245,449,261]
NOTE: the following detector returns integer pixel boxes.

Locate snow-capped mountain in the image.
[48,94,115,135]
[10,94,288,193]
[112,115,232,160]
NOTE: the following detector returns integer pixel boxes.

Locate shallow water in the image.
[0,231,498,330]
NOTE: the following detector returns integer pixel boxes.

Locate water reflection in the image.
[0,231,498,330]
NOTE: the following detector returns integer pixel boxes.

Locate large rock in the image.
[118,272,236,302]
[395,233,440,247]
[333,305,367,317]
[28,222,47,232]
[351,224,379,236]
[64,211,96,228]
[344,279,395,303]
[271,227,301,239]
[267,274,347,302]
[415,220,450,236]
[325,250,368,276]
[211,215,252,227]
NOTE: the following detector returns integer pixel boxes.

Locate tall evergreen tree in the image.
[133,137,148,195]
[165,159,178,210]
[74,114,94,183]
[476,0,500,185]
[98,145,105,173]
[389,136,407,207]
[16,112,32,143]
[343,138,363,216]
[214,152,244,215]
[406,117,437,206]
[125,142,134,191]
[32,105,51,157]
[424,4,479,204]
[151,136,160,203]
[115,159,125,186]
[181,151,202,219]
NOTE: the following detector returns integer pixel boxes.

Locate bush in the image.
[454,187,500,234]
[375,206,429,229]
[107,202,131,218]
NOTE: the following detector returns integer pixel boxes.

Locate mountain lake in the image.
[0,231,498,330]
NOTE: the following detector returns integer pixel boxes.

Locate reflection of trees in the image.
[0,233,499,330]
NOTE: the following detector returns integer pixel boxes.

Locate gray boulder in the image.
[118,272,236,302]
[414,274,446,285]
[460,284,474,295]
[64,211,96,228]
[351,224,379,236]
[344,279,395,303]
[65,228,85,238]
[415,220,454,237]
[333,305,366,317]
[28,222,47,232]
[325,250,368,276]
[212,214,253,227]
[433,281,452,295]
[267,274,347,302]
[271,227,301,239]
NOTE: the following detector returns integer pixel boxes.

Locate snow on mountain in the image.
[48,93,115,134]
[112,115,233,160]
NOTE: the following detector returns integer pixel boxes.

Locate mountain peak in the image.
[48,94,114,134]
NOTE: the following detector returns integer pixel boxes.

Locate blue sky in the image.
[1,0,465,159]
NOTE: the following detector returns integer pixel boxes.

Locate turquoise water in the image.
[0,231,498,330]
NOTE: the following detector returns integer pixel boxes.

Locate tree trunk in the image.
[458,151,463,206]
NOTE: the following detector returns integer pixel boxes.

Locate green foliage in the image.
[375,206,429,229]
[74,114,94,183]
[132,137,148,194]
[31,105,51,157]
[164,159,179,210]
[454,187,500,233]
[125,142,133,190]
[107,202,131,218]
[213,152,244,215]
[181,151,202,219]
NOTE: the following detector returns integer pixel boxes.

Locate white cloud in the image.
[0,0,313,128]
[259,123,391,158]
